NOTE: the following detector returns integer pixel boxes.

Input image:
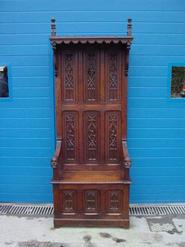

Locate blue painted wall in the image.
[0,0,185,203]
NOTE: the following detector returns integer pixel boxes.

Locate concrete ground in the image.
[0,215,185,247]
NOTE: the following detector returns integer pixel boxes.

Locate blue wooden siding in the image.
[0,0,185,203]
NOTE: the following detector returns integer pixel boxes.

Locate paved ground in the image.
[0,215,185,247]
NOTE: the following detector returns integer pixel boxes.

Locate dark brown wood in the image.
[127,18,132,37]
[51,140,62,168]
[51,18,132,228]
[51,17,56,37]
[50,36,133,45]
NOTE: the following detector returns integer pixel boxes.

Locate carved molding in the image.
[50,37,133,45]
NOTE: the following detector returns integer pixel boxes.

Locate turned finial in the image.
[51,17,56,36]
[127,18,132,36]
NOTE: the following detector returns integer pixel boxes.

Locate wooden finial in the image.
[127,18,132,36]
[51,17,56,36]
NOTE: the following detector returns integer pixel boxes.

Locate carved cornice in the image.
[50,36,133,46]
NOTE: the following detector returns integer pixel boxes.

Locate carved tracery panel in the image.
[62,52,77,103]
[85,191,98,213]
[63,191,76,213]
[106,51,121,102]
[84,52,98,102]
[84,111,99,162]
[107,191,122,213]
[63,111,78,162]
[106,111,121,162]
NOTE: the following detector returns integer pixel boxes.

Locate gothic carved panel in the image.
[62,190,76,213]
[62,52,77,102]
[107,190,122,213]
[105,111,121,162]
[85,190,98,213]
[106,51,121,102]
[63,111,78,162]
[84,111,99,162]
[84,52,98,102]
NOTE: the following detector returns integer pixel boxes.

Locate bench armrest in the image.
[51,139,62,169]
[122,140,131,168]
